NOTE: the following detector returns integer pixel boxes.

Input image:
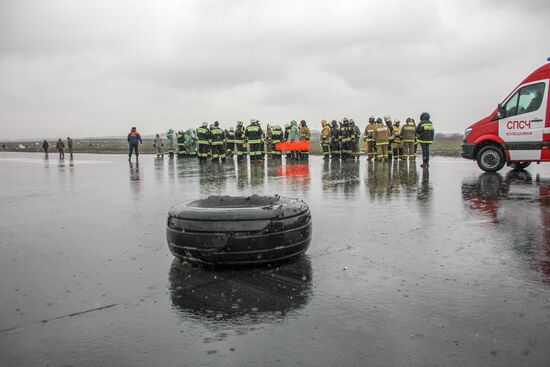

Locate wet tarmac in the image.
[1,152,549,367]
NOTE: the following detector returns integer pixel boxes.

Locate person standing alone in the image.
[416,113,435,167]
[127,126,142,162]
[42,140,49,158]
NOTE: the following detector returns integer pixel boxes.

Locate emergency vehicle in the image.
[462,58,550,171]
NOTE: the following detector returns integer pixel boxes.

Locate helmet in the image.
[343,117,349,123]
[300,120,306,125]
[237,120,243,126]
[394,119,400,126]
[321,119,327,125]
[331,120,338,126]
[376,117,383,124]
[383,114,391,122]
[201,122,208,127]
[420,112,430,121]
[214,121,219,127]
[406,117,415,125]
[369,116,375,123]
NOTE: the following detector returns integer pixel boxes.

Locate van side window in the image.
[518,83,545,114]
[504,92,519,117]
[504,82,545,118]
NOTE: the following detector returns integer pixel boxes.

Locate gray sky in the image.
[1,0,549,139]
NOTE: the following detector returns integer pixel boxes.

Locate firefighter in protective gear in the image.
[416,112,435,167]
[176,130,186,157]
[373,117,390,161]
[265,124,273,156]
[196,122,210,162]
[400,118,416,160]
[392,120,402,160]
[270,124,283,157]
[165,129,175,158]
[364,116,376,161]
[283,123,291,159]
[320,120,331,159]
[210,121,226,162]
[246,119,264,162]
[299,120,311,160]
[350,119,361,159]
[235,120,247,162]
[383,114,394,159]
[340,118,353,159]
[225,127,235,157]
[330,120,340,159]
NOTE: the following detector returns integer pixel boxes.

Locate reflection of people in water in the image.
[417,166,431,202]
[277,163,310,192]
[321,159,358,196]
[129,161,141,197]
[462,171,550,282]
[199,163,227,194]
[250,161,265,187]
[168,256,312,325]
[129,162,140,181]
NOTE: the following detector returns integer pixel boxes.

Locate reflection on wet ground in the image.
[462,170,550,283]
[169,257,312,324]
[1,153,550,366]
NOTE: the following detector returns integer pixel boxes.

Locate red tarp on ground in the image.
[275,141,310,151]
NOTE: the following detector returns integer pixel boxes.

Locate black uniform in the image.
[196,125,211,162]
[331,121,340,159]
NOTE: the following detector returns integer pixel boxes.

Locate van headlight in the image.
[464,128,472,140]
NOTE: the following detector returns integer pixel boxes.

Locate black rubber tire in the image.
[166,195,312,266]
[510,161,531,170]
[476,145,505,172]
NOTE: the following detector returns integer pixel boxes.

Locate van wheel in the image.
[510,161,531,170]
[476,145,505,172]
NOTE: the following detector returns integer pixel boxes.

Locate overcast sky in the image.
[1,0,549,139]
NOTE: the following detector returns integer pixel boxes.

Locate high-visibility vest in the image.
[271,127,283,143]
[196,127,210,145]
[210,127,225,145]
[245,125,262,143]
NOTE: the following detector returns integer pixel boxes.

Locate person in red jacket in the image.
[127,127,143,162]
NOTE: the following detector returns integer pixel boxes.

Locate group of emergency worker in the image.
[153,113,434,167]
[321,113,434,167]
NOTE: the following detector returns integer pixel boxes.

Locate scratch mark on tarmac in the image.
[0,303,118,335]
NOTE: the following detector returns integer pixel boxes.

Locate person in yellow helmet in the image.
[373,118,390,161]
[364,116,376,161]
[320,120,332,159]
[400,118,416,160]
[392,120,402,160]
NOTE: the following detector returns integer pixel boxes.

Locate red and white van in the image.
[462,59,550,171]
